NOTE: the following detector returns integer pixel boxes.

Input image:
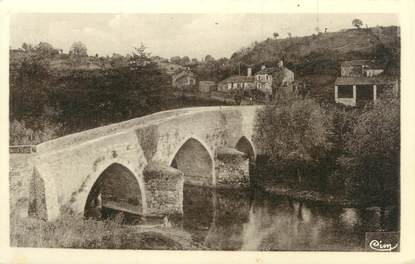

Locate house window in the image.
[338,85,353,98]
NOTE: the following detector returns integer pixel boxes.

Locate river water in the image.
[177,185,399,251]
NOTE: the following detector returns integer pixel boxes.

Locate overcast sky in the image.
[10,13,399,59]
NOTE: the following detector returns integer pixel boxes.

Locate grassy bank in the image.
[10,213,200,249]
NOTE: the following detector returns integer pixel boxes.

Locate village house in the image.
[199,81,217,93]
[335,60,398,107]
[217,68,255,94]
[172,69,197,91]
[254,60,295,97]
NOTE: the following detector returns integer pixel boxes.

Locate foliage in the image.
[204,54,215,62]
[9,119,61,145]
[169,55,192,66]
[35,42,60,57]
[254,95,333,186]
[352,18,363,29]
[9,54,51,124]
[338,93,400,204]
[129,43,153,68]
[10,43,227,140]
[69,41,88,56]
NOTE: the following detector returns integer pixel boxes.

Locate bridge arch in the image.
[169,136,215,186]
[83,161,146,218]
[235,136,256,160]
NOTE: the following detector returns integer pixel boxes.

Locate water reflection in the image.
[182,185,399,251]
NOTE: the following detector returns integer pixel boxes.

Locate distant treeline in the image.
[9,45,231,145]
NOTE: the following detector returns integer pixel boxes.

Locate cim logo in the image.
[365,232,399,252]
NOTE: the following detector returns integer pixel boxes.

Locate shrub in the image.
[338,93,400,204]
[254,95,333,188]
[9,119,61,145]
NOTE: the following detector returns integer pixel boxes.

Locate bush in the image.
[9,119,61,145]
[338,93,400,204]
[254,95,333,188]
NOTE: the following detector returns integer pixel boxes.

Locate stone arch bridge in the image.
[29,106,260,221]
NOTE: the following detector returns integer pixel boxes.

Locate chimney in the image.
[247,67,252,77]
[261,65,266,70]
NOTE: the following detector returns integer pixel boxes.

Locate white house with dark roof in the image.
[218,68,255,93]
[254,61,294,96]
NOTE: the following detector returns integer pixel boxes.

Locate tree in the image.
[35,42,59,57]
[181,56,190,65]
[129,43,152,68]
[170,56,181,64]
[69,41,88,56]
[339,93,400,204]
[10,54,50,123]
[204,54,215,62]
[254,96,333,185]
[110,53,128,68]
[21,42,33,52]
[352,18,363,29]
[273,32,279,39]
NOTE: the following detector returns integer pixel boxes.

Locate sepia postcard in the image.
[1,0,414,263]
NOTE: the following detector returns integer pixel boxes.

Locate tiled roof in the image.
[255,67,278,75]
[219,75,254,83]
[341,60,384,69]
[335,76,397,85]
[255,66,294,76]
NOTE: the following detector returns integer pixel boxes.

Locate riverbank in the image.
[258,183,354,207]
[259,182,399,209]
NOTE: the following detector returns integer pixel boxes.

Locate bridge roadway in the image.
[29,106,261,221]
